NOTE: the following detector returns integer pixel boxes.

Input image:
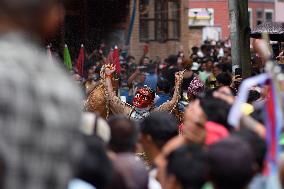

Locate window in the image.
[265,10,274,22]
[256,10,263,25]
[167,1,180,40]
[139,0,180,42]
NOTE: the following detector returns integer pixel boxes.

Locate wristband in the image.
[105,74,113,79]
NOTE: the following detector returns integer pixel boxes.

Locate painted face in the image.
[133,88,155,109]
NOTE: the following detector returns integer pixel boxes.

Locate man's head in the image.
[133,87,155,109]
[206,59,214,71]
[74,135,113,189]
[192,46,199,54]
[164,144,208,189]
[157,78,170,94]
[233,129,267,173]
[108,154,148,189]
[0,0,65,37]
[207,136,254,189]
[216,72,232,87]
[108,116,139,153]
[127,56,136,64]
[213,64,223,77]
[143,57,150,65]
[200,95,231,131]
[140,112,178,160]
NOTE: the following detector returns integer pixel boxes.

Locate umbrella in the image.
[250,22,284,41]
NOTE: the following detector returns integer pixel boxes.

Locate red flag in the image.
[76,44,85,76]
[113,46,121,74]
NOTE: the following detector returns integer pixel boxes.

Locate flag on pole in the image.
[47,45,53,64]
[76,44,85,76]
[64,44,72,71]
[265,78,283,174]
[113,46,121,74]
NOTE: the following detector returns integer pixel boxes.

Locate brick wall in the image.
[188,27,203,53]
[129,0,190,61]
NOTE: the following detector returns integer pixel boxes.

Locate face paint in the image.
[133,88,155,109]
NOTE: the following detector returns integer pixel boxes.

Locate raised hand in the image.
[105,64,116,76]
[175,71,184,84]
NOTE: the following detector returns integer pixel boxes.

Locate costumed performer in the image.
[102,64,184,121]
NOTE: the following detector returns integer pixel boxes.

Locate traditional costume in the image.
[85,64,184,121]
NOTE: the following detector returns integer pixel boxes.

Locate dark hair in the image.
[216,72,232,86]
[147,63,156,74]
[108,154,148,189]
[207,137,254,189]
[247,90,261,104]
[166,55,178,66]
[108,116,139,153]
[233,129,267,172]
[214,63,224,71]
[192,46,199,52]
[167,144,208,189]
[157,78,171,94]
[200,95,232,131]
[140,112,178,149]
[75,135,113,189]
[126,56,135,62]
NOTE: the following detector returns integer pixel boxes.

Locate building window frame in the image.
[256,9,263,25]
[139,0,181,43]
[264,9,274,22]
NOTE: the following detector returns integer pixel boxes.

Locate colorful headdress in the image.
[136,86,155,102]
[188,77,205,97]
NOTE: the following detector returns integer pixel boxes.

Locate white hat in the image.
[191,62,200,71]
[80,112,111,143]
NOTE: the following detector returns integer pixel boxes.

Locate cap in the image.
[191,62,200,71]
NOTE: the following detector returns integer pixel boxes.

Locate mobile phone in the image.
[235,68,242,77]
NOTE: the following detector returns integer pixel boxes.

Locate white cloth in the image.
[68,179,96,189]
[148,168,162,189]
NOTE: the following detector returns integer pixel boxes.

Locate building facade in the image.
[129,0,189,60]
[188,0,275,47]
[52,0,189,61]
[275,0,284,22]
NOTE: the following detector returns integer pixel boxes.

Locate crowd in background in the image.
[1,0,284,189]
[67,38,284,189]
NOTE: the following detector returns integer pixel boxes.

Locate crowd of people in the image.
[1,0,284,189]
[75,33,284,189]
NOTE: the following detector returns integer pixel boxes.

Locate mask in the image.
[133,87,155,109]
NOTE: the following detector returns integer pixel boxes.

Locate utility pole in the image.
[228,0,251,78]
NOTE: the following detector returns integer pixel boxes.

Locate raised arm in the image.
[127,68,140,87]
[154,71,184,112]
[102,65,132,115]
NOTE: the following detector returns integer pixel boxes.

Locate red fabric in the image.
[113,47,121,74]
[179,121,229,145]
[266,84,277,170]
[205,121,229,145]
[76,46,85,76]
